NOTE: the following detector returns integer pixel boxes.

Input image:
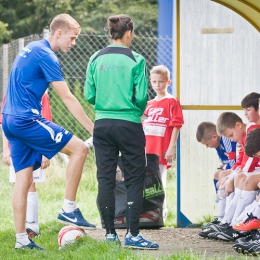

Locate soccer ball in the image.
[58,226,86,249]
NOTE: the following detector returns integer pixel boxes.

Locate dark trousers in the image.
[94,119,146,236]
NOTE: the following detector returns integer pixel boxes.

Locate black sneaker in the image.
[208,222,230,232]
[208,231,222,240]
[235,230,260,244]
[216,226,247,242]
[233,231,260,253]
[201,218,220,230]
[199,228,215,238]
[232,239,260,255]
[199,223,229,238]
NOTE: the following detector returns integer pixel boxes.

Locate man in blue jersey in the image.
[1,14,95,250]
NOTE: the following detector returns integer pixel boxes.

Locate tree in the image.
[0,0,158,45]
[0,0,37,42]
[76,0,158,35]
[0,21,11,43]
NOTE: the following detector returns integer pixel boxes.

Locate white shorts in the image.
[9,159,46,183]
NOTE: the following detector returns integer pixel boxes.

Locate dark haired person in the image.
[2,14,95,250]
[244,128,260,158]
[84,14,159,249]
[241,92,260,124]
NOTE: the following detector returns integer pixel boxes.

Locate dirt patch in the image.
[85,227,254,259]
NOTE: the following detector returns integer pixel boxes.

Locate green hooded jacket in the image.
[84,44,148,123]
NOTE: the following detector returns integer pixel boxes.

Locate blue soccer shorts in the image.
[2,114,73,172]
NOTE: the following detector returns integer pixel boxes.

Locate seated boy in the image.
[241,92,260,125]
[228,92,260,227]
[196,122,237,224]
[231,128,260,255]
[200,92,260,233]
[232,128,260,231]
[202,112,260,242]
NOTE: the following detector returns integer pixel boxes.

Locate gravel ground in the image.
[85,227,255,259]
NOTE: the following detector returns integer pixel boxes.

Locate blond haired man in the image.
[2,14,95,250]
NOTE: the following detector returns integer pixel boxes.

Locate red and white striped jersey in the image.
[232,122,260,173]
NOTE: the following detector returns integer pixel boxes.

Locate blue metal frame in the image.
[157,0,173,94]
[158,0,192,227]
[176,135,192,227]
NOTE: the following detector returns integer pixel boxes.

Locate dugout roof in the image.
[211,0,260,33]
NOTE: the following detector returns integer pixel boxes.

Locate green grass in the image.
[0,156,246,260]
[0,224,145,260]
[0,155,178,259]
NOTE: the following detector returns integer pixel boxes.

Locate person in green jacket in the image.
[84,14,159,250]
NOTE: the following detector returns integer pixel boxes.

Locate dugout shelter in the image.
[158,0,260,227]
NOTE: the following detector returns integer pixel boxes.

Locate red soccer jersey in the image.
[41,93,52,121]
[232,122,260,172]
[142,94,184,166]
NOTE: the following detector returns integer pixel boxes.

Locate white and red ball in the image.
[58,226,86,249]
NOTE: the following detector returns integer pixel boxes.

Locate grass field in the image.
[0,155,247,259]
[0,154,179,260]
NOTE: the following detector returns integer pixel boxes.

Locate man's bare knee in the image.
[61,136,88,158]
[72,144,88,159]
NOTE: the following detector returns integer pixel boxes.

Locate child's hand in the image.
[164,148,175,165]
[218,177,227,189]
[41,155,50,169]
[2,147,11,166]
[224,178,234,196]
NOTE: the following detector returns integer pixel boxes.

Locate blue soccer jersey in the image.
[1,39,72,172]
[2,39,64,117]
[215,136,237,169]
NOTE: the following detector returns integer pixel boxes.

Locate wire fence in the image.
[0,32,172,165]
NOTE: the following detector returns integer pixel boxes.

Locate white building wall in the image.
[179,0,260,223]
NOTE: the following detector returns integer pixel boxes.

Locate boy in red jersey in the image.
[142,65,184,222]
[200,112,260,242]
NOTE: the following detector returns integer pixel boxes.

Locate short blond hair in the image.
[216,112,243,135]
[196,122,217,142]
[150,65,170,81]
[50,14,81,35]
